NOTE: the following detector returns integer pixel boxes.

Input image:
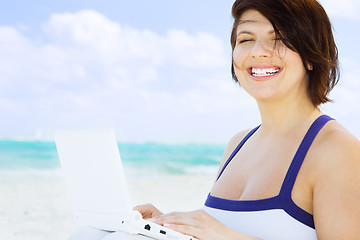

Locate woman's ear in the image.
[306,62,313,71]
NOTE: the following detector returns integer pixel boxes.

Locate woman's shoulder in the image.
[217,128,254,170]
[311,119,360,177]
[315,120,360,158]
[227,129,254,149]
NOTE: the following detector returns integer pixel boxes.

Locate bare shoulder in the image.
[312,120,360,169]
[311,119,360,201]
[217,128,254,171]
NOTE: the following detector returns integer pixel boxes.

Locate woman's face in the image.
[233,10,309,104]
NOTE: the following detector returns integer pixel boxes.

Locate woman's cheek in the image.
[232,46,247,70]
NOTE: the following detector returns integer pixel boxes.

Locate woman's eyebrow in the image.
[239,19,257,24]
[237,29,276,36]
[237,30,253,36]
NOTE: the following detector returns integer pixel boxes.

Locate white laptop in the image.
[54,129,197,240]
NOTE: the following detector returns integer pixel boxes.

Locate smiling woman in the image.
[69,0,360,240]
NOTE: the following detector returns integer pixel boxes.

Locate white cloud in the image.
[0,27,32,85]
[0,10,256,143]
[319,0,360,20]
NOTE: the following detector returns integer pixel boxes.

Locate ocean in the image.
[0,141,219,240]
[0,140,224,179]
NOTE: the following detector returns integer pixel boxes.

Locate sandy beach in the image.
[0,170,215,240]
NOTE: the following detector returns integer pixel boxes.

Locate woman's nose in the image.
[251,39,273,58]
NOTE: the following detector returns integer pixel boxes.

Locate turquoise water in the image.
[0,140,224,176]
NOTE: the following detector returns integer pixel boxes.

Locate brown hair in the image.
[230,0,339,106]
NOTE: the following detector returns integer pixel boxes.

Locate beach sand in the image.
[0,170,215,240]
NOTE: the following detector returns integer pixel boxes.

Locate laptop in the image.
[54,129,197,240]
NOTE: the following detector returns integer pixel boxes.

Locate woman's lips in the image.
[247,66,283,80]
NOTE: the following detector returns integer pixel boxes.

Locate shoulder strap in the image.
[216,125,260,181]
[280,115,334,196]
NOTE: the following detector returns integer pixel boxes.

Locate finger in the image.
[162,223,201,239]
[133,203,153,212]
[153,211,198,226]
[133,203,159,219]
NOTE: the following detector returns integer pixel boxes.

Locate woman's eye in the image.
[238,39,253,44]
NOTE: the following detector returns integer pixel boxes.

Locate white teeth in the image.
[251,68,280,77]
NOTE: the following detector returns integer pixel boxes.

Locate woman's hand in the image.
[150,209,258,240]
[133,203,163,219]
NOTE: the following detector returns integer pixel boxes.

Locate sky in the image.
[0,0,359,143]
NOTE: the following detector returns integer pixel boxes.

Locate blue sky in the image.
[0,0,359,143]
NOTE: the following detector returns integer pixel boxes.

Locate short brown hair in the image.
[230,0,339,106]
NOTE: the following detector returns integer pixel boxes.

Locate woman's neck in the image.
[256,97,322,135]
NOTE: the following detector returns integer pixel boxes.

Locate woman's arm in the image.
[312,128,360,239]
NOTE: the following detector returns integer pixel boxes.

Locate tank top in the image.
[203,115,334,240]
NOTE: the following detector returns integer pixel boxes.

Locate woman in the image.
[71,0,360,239]
[136,0,360,239]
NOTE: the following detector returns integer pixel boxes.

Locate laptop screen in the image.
[54,129,135,225]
